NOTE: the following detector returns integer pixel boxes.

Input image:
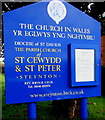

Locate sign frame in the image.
[3,1,101,104]
[70,44,100,87]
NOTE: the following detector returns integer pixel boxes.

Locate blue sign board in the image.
[3,0,101,104]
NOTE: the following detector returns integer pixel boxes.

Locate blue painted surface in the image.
[28,103,37,120]
[70,44,100,87]
[3,0,101,104]
[80,98,88,120]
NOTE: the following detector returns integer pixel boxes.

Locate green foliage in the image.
[88,97,105,119]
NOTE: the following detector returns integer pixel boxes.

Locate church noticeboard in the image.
[3,0,101,104]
